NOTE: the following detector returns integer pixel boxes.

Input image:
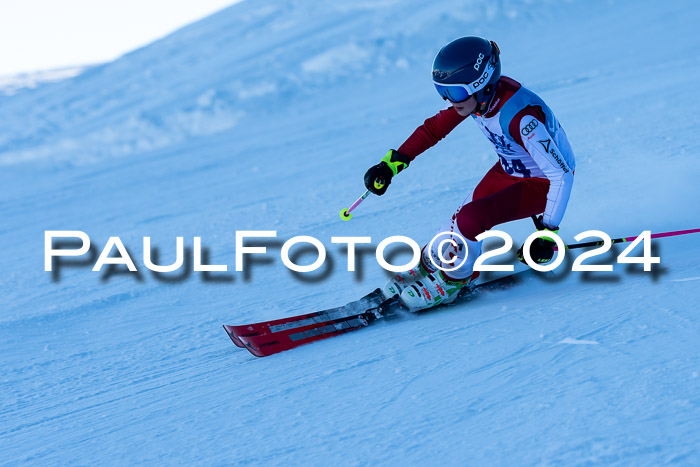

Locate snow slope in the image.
[1,0,699,464]
[0,66,87,96]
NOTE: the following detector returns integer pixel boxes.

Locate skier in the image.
[364,36,575,311]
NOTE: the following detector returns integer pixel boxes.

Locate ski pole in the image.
[529,216,700,250]
[564,228,700,250]
[340,189,371,221]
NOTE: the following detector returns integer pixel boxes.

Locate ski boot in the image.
[381,261,434,300]
[399,270,479,312]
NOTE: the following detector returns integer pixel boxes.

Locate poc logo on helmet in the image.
[473,53,485,71]
[471,69,490,89]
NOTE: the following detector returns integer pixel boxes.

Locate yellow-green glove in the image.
[363,150,411,196]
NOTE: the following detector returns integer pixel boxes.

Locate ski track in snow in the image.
[558,337,600,345]
[672,276,700,282]
[1,0,700,465]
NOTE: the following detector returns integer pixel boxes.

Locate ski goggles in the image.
[433,59,497,103]
[433,82,472,103]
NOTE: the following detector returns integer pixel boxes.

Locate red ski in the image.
[223,290,390,356]
[224,270,536,358]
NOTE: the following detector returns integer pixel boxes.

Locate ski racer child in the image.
[364,36,576,311]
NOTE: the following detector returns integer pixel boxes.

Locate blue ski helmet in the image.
[432,36,501,109]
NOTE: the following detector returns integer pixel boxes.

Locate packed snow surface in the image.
[1,0,699,464]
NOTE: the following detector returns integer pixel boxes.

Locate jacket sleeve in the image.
[518,116,574,228]
[397,107,467,160]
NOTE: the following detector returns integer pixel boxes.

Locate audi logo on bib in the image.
[521,119,539,136]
